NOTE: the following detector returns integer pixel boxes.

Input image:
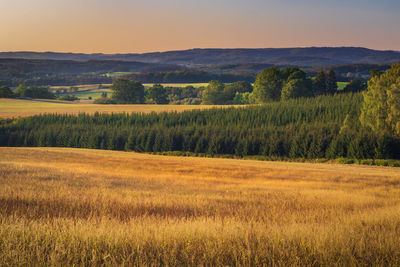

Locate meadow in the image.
[0,147,399,266]
[337,81,348,90]
[0,99,222,119]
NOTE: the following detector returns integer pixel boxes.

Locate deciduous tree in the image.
[360,64,400,136]
[112,78,144,104]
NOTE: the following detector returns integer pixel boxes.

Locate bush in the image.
[0,86,14,98]
[14,84,55,99]
[93,97,116,104]
[336,158,355,164]
[57,95,79,101]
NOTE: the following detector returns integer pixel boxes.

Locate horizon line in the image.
[1,46,400,55]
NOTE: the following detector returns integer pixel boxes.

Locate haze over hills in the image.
[1,47,400,67]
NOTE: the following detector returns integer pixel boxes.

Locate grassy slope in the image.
[1,147,399,265]
[0,98,225,119]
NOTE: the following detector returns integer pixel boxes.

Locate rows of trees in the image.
[252,68,339,103]
[106,80,202,104]
[1,92,399,160]
[201,81,253,104]
[122,70,254,83]
[0,84,56,99]
[107,67,348,105]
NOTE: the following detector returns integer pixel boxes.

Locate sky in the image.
[1,0,399,53]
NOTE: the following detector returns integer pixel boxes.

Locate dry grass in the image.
[0,99,223,119]
[1,147,400,266]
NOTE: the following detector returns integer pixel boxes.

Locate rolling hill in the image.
[1,47,400,67]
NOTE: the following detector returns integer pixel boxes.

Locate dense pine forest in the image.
[1,92,399,160]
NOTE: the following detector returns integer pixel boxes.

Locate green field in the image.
[337,82,348,90]
[59,89,113,99]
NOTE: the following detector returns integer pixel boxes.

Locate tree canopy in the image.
[253,67,313,103]
[343,79,367,93]
[14,84,55,99]
[146,84,168,104]
[111,78,145,104]
[253,67,283,103]
[201,80,226,105]
[360,64,400,136]
[0,86,13,98]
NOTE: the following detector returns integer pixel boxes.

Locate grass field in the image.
[0,99,222,119]
[337,82,348,90]
[143,83,209,88]
[0,147,399,265]
[59,89,113,100]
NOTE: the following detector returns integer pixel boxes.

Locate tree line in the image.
[107,67,365,105]
[122,70,255,84]
[1,92,399,160]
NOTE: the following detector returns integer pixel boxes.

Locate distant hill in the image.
[1,47,400,67]
[0,58,184,87]
[0,58,184,73]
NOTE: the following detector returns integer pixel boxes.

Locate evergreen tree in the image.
[313,71,327,96]
[326,70,338,95]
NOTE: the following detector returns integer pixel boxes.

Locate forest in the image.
[1,92,399,161]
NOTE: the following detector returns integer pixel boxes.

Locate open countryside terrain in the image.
[0,147,399,265]
[0,98,224,119]
[48,83,208,100]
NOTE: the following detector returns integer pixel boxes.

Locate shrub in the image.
[93,97,116,104]
[57,95,79,101]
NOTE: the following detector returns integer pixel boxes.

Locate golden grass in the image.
[143,83,209,88]
[1,147,400,266]
[0,99,224,119]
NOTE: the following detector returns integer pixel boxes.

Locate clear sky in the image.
[1,0,399,53]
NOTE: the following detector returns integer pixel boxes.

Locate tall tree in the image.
[201,80,227,104]
[312,71,327,96]
[146,84,168,104]
[253,67,283,103]
[360,64,400,136]
[326,70,338,94]
[281,79,313,100]
[0,86,14,98]
[111,78,144,104]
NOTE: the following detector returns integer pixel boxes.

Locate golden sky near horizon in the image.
[1,0,400,53]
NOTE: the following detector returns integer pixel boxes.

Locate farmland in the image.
[143,83,209,88]
[1,147,399,265]
[0,98,223,119]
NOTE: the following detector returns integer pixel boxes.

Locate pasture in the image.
[337,81,348,90]
[0,98,220,119]
[0,147,399,265]
[60,89,113,100]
